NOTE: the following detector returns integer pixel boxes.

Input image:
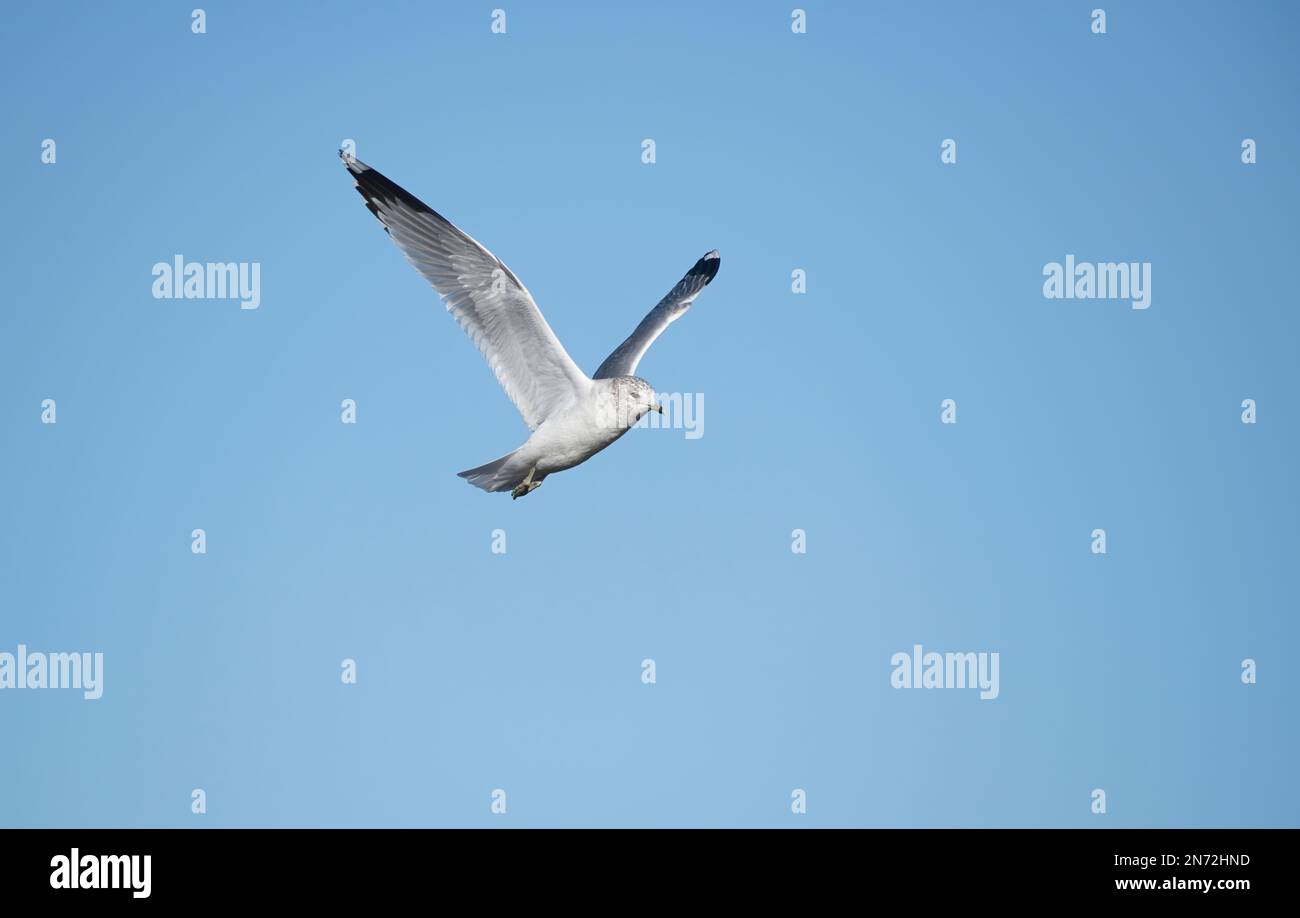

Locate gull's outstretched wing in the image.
[593,250,719,380]
[341,152,588,430]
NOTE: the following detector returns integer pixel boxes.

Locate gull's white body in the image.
[468,378,621,492]
[341,152,720,498]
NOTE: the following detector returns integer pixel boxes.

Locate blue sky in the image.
[1,1,1297,827]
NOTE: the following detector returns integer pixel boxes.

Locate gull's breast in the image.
[529,393,630,474]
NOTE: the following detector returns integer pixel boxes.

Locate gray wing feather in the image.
[593,251,720,379]
[342,152,588,431]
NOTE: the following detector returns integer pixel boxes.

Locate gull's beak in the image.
[653,404,664,414]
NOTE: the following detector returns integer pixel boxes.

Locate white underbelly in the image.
[525,402,627,474]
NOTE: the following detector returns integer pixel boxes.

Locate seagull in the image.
[341,151,720,499]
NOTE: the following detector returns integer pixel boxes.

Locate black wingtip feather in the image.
[341,155,448,231]
[690,251,721,285]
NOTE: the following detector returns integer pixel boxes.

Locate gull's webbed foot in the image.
[511,481,542,499]
[511,468,542,500]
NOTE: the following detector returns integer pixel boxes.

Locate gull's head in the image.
[605,376,661,428]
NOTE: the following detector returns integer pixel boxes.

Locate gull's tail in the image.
[458,449,524,492]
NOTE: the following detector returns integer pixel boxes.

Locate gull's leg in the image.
[511,467,542,500]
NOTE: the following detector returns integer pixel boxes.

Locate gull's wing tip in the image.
[339,149,368,173]
[591,249,720,379]
[691,250,721,284]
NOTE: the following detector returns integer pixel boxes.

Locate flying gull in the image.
[341,151,720,499]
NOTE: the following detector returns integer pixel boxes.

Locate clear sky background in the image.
[1,1,1297,827]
